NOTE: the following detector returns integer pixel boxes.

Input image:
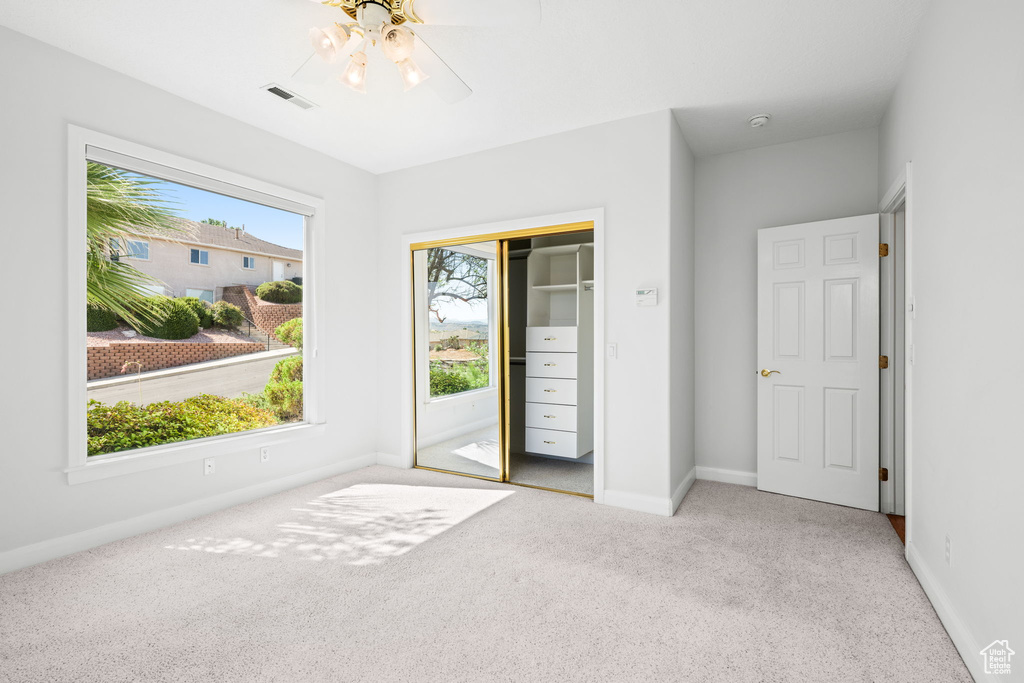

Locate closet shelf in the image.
[532,283,578,292]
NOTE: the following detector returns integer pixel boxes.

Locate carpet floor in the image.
[0,466,970,682]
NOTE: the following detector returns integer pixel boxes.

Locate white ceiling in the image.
[0,0,931,174]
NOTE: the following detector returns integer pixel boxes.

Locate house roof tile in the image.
[133,218,302,260]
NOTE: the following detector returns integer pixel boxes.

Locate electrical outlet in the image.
[204,457,216,476]
[607,343,617,359]
[945,535,951,566]
[260,447,270,463]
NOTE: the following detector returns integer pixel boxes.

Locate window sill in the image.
[66,422,326,485]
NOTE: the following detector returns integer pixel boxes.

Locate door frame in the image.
[401,209,606,502]
[879,162,914,550]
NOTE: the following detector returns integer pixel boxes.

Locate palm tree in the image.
[86,162,181,327]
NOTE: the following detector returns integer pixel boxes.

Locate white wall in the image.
[878,0,1024,675]
[376,110,692,510]
[669,119,696,501]
[694,128,879,478]
[0,28,379,560]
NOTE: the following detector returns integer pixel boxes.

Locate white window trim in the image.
[67,125,326,484]
[243,256,256,270]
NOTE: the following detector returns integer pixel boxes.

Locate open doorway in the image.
[410,222,597,498]
[880,198,908,541]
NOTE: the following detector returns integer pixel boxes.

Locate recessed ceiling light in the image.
[748,114,772,128]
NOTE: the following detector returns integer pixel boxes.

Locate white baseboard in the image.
[375,452,410,469]
[602,489,675,517]
[671,467,697,515]
[0,453,377,576]
[907,543,982,681]
[696,465,757,487]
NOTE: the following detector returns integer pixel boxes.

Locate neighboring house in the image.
[111,218,302,303]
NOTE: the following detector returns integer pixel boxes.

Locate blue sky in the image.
[149,178,305,251]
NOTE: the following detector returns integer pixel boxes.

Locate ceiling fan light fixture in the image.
[380,24,416,62]
[340,49,369,93]
[396,57,429,90]
[309,24,351,63]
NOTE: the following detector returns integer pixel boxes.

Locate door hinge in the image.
[879,467,889,482]
[879,243,890,257]
[879,355,889,369]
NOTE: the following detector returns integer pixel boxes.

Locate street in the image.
[87,353,296,406]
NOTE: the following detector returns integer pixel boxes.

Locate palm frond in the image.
[85,162,182,327]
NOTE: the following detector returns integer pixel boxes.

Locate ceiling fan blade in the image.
[413,33,472,103]
[291,51,334,85]
[409,0,541,27]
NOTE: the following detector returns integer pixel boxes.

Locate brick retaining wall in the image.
[241,288,302,340]
[88,341,265,380]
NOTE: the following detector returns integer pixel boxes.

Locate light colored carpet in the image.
[418,425,594,494]
[0,466,970,682]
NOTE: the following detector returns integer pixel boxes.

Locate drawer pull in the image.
[544,363,556,367]
[544,440,556,444]
[544,415,556,419]
[544,337,557,341]
[543,389,557,393]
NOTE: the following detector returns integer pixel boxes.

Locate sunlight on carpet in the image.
[164,484,513,565]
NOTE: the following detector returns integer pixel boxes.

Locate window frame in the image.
[189,248,210,266]
[67,125,326,484]
[242,255,256,270]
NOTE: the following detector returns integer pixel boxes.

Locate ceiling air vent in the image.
[261,83,317,110]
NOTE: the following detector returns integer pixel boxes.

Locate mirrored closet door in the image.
[412,240,502,480]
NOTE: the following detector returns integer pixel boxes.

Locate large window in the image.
[186,288,215,304]
[70,128,323,479]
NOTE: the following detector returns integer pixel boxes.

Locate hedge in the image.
[256,280,302,304]
[178,297,213,328]
[275,318,303,350]
[87,395,278,456]
[135,297,199,340]
[211,300,245,328]
[86,304,118,332]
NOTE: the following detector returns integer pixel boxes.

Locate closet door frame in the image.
[408,214,602,499]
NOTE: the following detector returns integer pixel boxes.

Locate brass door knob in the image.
[760,369,781,377]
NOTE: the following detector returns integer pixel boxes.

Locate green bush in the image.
[135,297,199,340]
[178,297,213,328]
[256,280,302,304]
[270,355,303,383]
[211,300,245,328]
[275,318,303,350]
[429,360,489,397]
[265,380,303,422]
[87,395,278,456]
[86,304,118,332]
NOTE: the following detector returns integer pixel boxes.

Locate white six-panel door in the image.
[757,215,880,511]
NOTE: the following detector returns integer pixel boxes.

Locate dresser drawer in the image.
[526,352,577,379]
[526,326,577,353]
[526,403,578,432]
[525,378,577,406]
[526,428,579,459]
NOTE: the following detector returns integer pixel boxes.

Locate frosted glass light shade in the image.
[309,24,350,63]
[381,25,415,63]
[340,51,368,93]
[396,57,429,91]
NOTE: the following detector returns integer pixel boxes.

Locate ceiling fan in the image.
[297,0,542,103]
